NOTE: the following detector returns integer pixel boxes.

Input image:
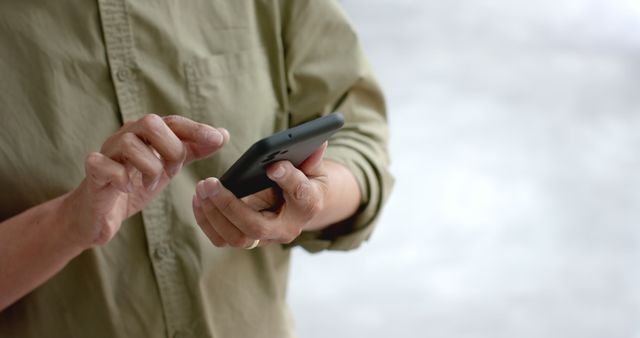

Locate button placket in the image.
[97,1,194,337]
[97,0,142,123]
[154,243,171,261]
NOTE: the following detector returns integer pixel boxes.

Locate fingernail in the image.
[148,177,160,192]
[196,180,208,200]
[203,177,221,197]
[205,130,223,146]
[271,165,285,179]
[168,162,182,177]
[218,128,230,142]
[197,178,221,199]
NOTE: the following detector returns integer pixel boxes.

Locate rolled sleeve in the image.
[281,0,394,252]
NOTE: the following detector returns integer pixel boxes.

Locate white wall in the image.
[290,1,640,337]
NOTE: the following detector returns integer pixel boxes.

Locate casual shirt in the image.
[0,1,393,337]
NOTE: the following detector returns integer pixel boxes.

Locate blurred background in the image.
[289,0,640,337]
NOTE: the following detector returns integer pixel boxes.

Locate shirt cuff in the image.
[284,142,392,253]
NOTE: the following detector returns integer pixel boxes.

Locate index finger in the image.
[197,177,277,240]
[163,115,228,161]
[122,114,185,177]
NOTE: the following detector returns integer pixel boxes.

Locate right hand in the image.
[61,114,229,249]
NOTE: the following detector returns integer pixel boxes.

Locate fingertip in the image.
[167,161,183,178]
[204,177,222,197]
[267,162,287,181]
[192,193,201,208]
[196,180,207,200]
[207,129,224,147]
[217,128,230,145]
[197,177,222,199]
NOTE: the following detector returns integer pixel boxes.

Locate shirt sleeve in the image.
[280,0,394,253]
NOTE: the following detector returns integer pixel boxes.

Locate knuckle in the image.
[194,124,209,140]
[166,142,186,164]
[248,223,269,240]
[308,198,323,217]
[100,134,119,153]
[229,235,248,248]
[122,120,135,129]
[294,181,311,201]
[297,188,322,219]
[301,200,321,223]
[175,143,187,161]
[304,203,320,222]
[282,228,302,244]
[140,114,161,129]
[211,238,226,247]
[120,132,138,149]
[218,197,236,215]
[150,158,164,175]
[84,152,101,169]
[162,114,182,127]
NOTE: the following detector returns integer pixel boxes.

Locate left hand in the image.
[192,142,329,248]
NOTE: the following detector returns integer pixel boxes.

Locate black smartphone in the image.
[220,113,345,198]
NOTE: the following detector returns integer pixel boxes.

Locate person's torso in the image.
[0,1,299,337]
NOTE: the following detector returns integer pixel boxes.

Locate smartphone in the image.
[220,113,345,198]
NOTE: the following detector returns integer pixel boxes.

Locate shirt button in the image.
[115,67,132,82]
[154,245,170,260]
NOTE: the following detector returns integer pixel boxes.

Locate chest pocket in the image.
[184,47,281,177]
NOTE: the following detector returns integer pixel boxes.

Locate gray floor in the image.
[289,1,640,337]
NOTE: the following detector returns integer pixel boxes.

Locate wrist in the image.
[56,183,94,253]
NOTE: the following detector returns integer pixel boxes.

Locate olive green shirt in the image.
[0,1,392,337]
